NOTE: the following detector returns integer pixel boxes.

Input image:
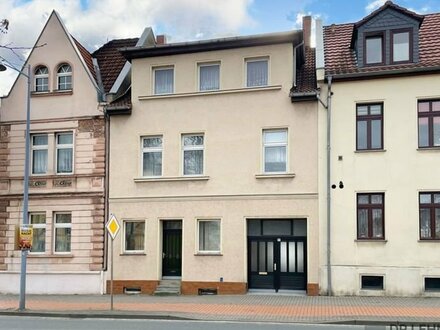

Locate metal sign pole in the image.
[110,235,114,311]
[105,214,120,312]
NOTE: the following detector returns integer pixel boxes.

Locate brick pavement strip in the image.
[0,295,440,323]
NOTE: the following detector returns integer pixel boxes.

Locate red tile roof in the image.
[292,47,316,94]
[72,36,96,82]
[93,38,138,93]
[324,13,440,77]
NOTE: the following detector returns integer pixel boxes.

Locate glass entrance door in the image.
[247,219,307,291]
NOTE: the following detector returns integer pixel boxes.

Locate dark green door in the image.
[162,221,182,277]
[248,237,307,291]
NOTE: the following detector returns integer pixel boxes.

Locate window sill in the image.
[134,176,209,182]
[418,239,440,243]
[120,253,146,256]
[31,90,73,97]
[139,85,282,100]
[354,149,386,153]
[255,173,295,179]
[28,254,73,258]
[194,253,223,256]
[417,147,440,151]
[354,239,387,243]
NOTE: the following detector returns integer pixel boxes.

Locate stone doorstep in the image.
[153,279,181,296]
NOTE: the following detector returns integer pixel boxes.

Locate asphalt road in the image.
[0,316,370,330]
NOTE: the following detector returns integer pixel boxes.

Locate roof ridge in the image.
[92,37,139,56]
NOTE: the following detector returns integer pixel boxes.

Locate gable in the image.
[0,11,101,121]
[362,8,420,30]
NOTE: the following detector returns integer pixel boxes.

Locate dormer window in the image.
[34,66,49,92]
[354,2,422,68]
[365,33,384,65]
[57,64,72,90]
[392,29,411,63]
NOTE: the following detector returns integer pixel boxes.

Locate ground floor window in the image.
[29,213,46,253]
[419,192,440,240]
[124,221,145,252]
[54,213,71,253]
[357,193,384,240]
[198,219,221,253]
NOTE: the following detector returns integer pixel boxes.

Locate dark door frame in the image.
[161,220,182,278]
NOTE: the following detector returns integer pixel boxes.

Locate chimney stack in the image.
[156,35,167,45]
[302,16,312,48]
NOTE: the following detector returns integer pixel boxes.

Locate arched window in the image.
[57,64,72,90]
[34,66,49,92]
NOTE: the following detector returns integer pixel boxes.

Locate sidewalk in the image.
[1,293,440,324]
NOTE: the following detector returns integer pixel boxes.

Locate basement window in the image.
[361,275,384,290]
[425,278,440,292]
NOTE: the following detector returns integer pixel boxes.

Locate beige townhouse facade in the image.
[0,11,106,294]
[318,1,440,296]
[106,19,320,295]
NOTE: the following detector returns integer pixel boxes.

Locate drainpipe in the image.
[326,75,333,296]
[103,108,110,272]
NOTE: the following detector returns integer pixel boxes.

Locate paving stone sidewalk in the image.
[0,294,440,324]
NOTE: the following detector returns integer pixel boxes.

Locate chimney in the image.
[156,35,167,45]
[302,16,312,48]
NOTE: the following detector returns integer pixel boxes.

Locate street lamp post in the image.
[0,61,31,311]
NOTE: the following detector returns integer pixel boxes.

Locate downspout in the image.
[326,75,333,296]
[103,107,110,272]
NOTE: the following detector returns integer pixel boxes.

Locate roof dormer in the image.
[352,1,423,67]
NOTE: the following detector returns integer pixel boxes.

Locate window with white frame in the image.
[154,66,174,94]
[29,213,46,253]
[34,66,49,92]
[56,132,73,174]
[142,136,162,177]
[246,58,268,87]
[182,134,204,175]
[198,219,221,253]
[31,134,48,174]
[124,221,145,253]
[263,129,288,173]
[57,64,72,90]
[54,213,71,253]
[199,63,220,91]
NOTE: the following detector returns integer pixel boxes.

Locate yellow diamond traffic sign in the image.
[106,214,120,240]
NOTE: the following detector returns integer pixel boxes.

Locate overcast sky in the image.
[1,0,439,96]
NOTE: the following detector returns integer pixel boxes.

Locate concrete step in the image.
[153,279,181,296]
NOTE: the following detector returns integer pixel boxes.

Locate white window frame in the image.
[55,132,74,175]
[31,134,49,175]
[245,57,269,88]
[198,62,220,91]
[141,136,163,177]
[57,64,72,90]
[197,219,221,254]
[153,66,174,95]
[182,133,205,176]
[53,212,72,254]
[262,128,288,174]
[123,220,146,254]
[34,66,49,92]
[29,212,46,254]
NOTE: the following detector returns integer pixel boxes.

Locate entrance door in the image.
[248,237,306,291]
[162,221,182,277]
